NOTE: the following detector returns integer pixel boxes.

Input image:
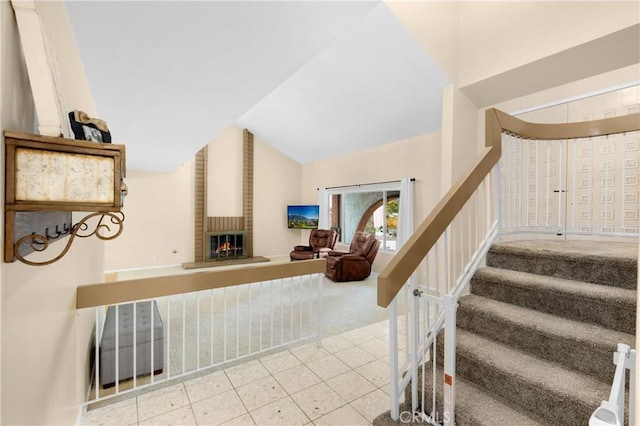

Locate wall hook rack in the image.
[14,212,125,266]
[4,131,127,266]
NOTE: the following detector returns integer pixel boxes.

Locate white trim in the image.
[510,81,640,117]
[104,263,183,274]
[11,0,68,136]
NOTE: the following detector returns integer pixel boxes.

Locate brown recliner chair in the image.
[290,229,338,261]
[324,232,380,282]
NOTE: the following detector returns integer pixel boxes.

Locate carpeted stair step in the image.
[447,329,610,426]
[470,266,636,334]
[486,240,637,289]
[457,294,635,383]
[373,360,545,426]
[372,401,425,426]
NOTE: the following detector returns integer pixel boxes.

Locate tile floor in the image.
[81,320,406,426]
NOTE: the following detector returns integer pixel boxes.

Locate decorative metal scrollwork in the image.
[14,212,125,266]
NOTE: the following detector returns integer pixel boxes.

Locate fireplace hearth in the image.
[206,232,246,261]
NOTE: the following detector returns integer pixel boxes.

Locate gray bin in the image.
[100,301,164,388]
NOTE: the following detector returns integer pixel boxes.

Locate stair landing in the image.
[493,239,638,260]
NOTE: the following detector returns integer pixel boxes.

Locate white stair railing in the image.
[378,109,640,424]
[589,344,636,426]
[77,259,325,404]
[386,171,499,424]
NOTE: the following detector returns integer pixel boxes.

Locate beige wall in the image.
[106,128,443,273]
[450,88,481,180]
[2,241,103,425]
[105,129,302,269]
[208,126,243,217]
[387,1,638,89]
[1,2,102,424]
[104,161,195,271]
[440,84,481,192]
[495,65,640,116]
[301,132,442,272]
[458,1,640,87]
[386,1,459,81]
[254,135,303,256]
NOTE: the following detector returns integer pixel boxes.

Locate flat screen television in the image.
[287,205,319,229]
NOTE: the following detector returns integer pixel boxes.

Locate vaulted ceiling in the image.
[64,1,639,172]
[65,1,450,171]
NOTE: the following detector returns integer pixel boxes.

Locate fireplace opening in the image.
[206,232,246,261]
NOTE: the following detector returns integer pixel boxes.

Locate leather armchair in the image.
[290,229,338,261]
[324,232,380,282]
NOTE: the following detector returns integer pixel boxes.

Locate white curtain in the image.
[396,178,414,249]
[317,187,329,229]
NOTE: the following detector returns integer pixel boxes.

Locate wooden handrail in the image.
[492,110,640,140]
[77,258,326,309]
[377,108,640,308]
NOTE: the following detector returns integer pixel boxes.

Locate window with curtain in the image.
[320,179,413,252]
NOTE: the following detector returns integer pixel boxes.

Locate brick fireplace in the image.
[191,129,255,265]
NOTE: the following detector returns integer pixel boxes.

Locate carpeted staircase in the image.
[374,239,637,426]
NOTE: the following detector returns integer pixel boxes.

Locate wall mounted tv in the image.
[287,205,319,229]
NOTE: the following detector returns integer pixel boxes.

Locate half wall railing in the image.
[378,108,640,425]
[76,259,325,404]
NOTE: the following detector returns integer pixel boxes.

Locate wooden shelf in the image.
[4,131,126,265]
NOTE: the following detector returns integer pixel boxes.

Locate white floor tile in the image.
[358,339,390,359]
[325,371,377,403]
[379,333,407,350]
[250,396,310,426]
[219,413,256,426]
[359,322,390,338]
[236,376,288,411]
[289,343,331,363]
[139,405,196,426]
[272,364,322,394]
[350,389,390,422]
[355,360,390,388]
[334,346,377,369]
[375,349,406,366]
[259,350,302,375]
[81,398,138,426]
[305,354,351,380]
[380,383,405,404]
[137,383,190,422]
[191,389,247,426]
[339,328,376,345]
[313,405,370,426]
[377,355,390,365]
[396,318,407,331]
[83,282,404,426]
[184,370,233,403]
[320,335,354,354]
[225,359,271,387]
[290,382,346,420]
